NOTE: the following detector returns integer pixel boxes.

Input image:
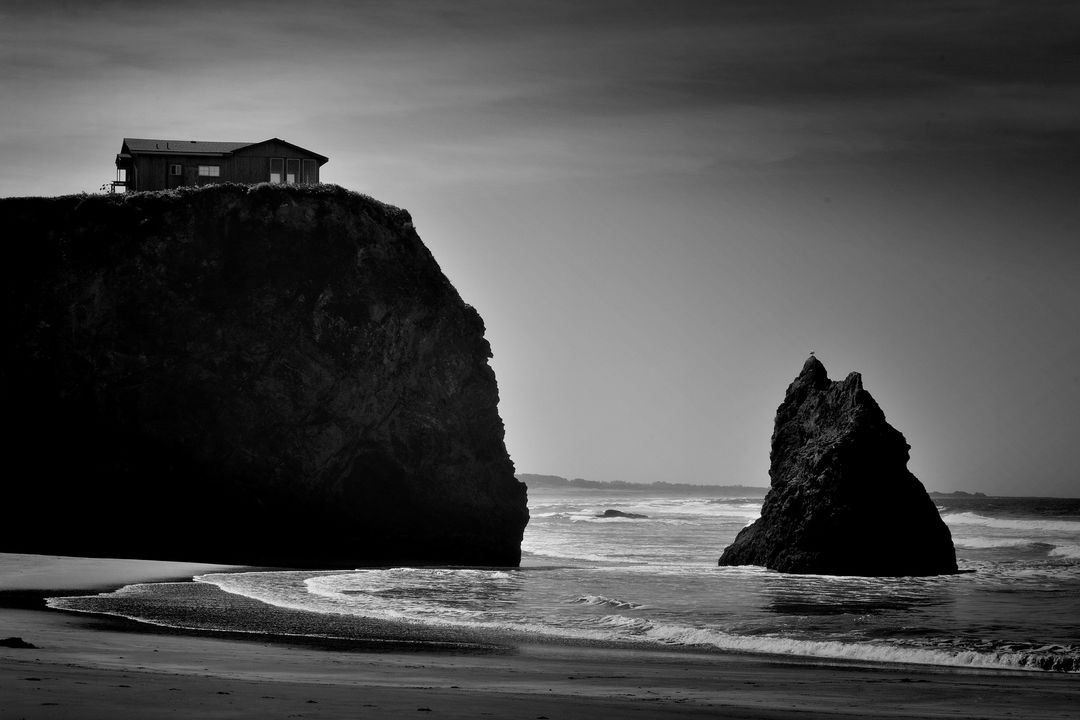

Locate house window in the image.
[286,158,300,184]
[169,164,182,176]
[302,159,317,184]
[198,165,220,177]
[270,158,283,184]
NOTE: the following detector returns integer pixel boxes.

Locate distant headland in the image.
[929,490,988,498]
[517,473,767,496]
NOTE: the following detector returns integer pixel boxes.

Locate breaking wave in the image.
[626,618,1079,673]
[572,595,644,609]
[1049,544,1080,559]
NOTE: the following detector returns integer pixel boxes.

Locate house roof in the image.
[120,138,329,164]
[122,138,253,156]
[239,138,329,164]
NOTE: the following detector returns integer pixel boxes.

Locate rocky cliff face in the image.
[2,183,528,567]
[719,357,957,576]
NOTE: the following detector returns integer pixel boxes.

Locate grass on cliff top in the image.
[37,183,412,225]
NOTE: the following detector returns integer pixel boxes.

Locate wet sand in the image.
[1,554,1077,719]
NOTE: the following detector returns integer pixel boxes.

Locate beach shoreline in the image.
[2,554,1077,719]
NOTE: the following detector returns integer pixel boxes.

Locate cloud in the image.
[2,0,1077,195]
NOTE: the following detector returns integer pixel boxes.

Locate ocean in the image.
[48,485,1080,673]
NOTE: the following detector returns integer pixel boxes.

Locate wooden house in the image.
[113,138,329,192]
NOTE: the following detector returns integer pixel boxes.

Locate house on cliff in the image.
[113,138,328,192]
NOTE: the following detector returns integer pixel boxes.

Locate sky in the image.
[2,0,1078,497]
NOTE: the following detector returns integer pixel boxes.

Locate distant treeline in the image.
[517,473,767,496]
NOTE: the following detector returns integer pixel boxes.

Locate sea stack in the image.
[719,356,957,576]
[1,183,528,567]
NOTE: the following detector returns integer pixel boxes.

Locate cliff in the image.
[718,357,957,576]
[1,183,528,567]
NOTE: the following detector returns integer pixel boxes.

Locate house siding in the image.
[129,155,232,191]
[231,141,323,185]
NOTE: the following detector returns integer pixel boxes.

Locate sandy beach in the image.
[2,555,1077,719]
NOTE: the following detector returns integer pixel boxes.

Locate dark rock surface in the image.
[719,357,957,576]
[2,184,528,567]
[0,637,37,649]
[596,509,648,519]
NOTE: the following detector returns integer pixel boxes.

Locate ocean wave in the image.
[303,568,526,623]
[196,570,346,617]
[520,545,640,565]
[535,499,762,519]
[953,537,1054,550]
[213,570,1080,673]
[624,498,761,515]
[943,512,1080,534]
[707,498,768,505]
[1049,544,1080,559]
[49,571,1080,674]
[524,499,761,532]
[630,620,1079,673]
[572,595,644,609]
[599,614,652,633]
[521,530,657,564]
[958,560,1080,583]
[536,511,648,524]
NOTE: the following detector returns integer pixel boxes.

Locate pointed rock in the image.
[719,357,957,576]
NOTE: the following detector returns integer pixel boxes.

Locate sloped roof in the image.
[120,138,328,164]
[239,138,329,164]
[122,138,253,155]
